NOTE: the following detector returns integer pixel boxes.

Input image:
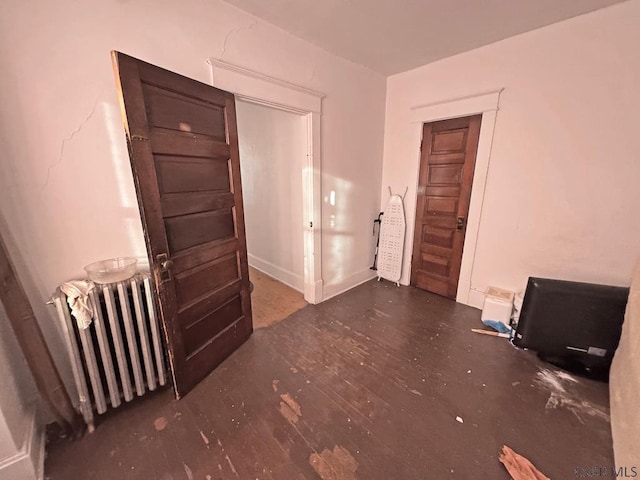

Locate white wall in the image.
[236,100,305,291]
[381,0,640,306]
[0,305,31,460]
[0,0,386,398]
[610,262,640,469]
[0,304,43,480]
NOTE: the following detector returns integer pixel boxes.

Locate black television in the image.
[514,277,629,381]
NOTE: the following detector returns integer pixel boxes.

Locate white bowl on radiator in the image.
[84,257,138,284]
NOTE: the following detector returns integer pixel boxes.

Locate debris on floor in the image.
[535,368,610,423]
[153,417,168,431]
[499,445,550,480]
[471,328,511,339]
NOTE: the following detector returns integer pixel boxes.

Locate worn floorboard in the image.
[45,280,613,479]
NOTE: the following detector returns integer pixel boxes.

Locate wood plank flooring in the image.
[44,280,614,479]
[249,267,307,329]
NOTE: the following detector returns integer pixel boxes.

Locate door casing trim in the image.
[207,58,325,304]
[409,89,503,308]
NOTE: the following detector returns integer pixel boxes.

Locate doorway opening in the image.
[235,100,308,328]
[207,58,325,305]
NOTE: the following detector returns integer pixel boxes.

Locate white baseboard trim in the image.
[456,279,471,305]
[248,254,304,293]
[0,407,44,480]
[323,268,377,301]
[307,279,324,305]
[467,288,486,310]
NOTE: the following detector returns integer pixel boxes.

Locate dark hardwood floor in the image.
[45,280,613,479]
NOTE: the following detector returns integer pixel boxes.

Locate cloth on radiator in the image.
[60,280,95,329]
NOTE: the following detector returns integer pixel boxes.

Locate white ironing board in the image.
[377,194,406,286]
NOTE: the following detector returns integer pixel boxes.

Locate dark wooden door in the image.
[410,115,481,299]
[111,52,253,398]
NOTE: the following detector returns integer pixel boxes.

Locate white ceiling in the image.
[222,0,628,75]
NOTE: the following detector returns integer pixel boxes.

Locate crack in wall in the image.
[220,20,258,60]
[42,95,101,190]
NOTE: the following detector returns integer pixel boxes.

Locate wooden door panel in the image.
[136,59,228,105]
[411,115,482,299]
[182,295,244,354]
[424,216,457,229]
[427,153,465,165]
[150,132,231,157]
[177,279,242,320]
[161,192,235,218]
[425,186,461,197]
[421,242,453,259]
[174,253,239,305]
[165,210,235,253]
[156,157,231,193]
[420,253,450,277]
[425,197,459,216]
[112,51,252,398]
[422,226,455,249]
[415,271,449,297]
[432,130,467,152]
[172,238,239,273]
[142,85,227,140]
[428,165,463,184]
[182,318,249,390]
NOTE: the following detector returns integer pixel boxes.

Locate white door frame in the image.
[409,89,503,307]
[207,58,325,304]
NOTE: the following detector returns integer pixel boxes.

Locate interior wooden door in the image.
[111,52,253,398]
[410,115,482,299]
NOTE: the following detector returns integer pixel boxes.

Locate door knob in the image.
[456,216,466,231]
[157,253,173,270]
[161,259,174,270]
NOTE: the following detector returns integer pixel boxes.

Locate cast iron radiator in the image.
[50,273,167,430]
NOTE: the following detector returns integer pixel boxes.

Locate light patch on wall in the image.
[324,176,354,281]
[103,102,136,209]
[328,190,337,228]
[103,102,148,263]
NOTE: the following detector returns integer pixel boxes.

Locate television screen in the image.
[514,277,629,380]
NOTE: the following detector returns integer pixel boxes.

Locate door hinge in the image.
[131,134,148,141]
